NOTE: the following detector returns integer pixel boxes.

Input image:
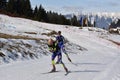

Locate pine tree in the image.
[40,6,48,22]
[43,9,48,22]
[71,15,79,26]
[24,0,33,18]
[33,6,38,20]
[51,12,59,24]
[0,0,7,10]
[17,0,25,15]
[37,5,42,21]
[6,0,15,13]
[60,15,71,25]
[4,0,74,26]
[47,11,53,23]
[37,5,48,22]
[15,0,23,15]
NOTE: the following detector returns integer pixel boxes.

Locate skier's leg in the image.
[61,61,68,72]
[56,44,63,64]
[57,51,68,72]
[62,45,72,62]
[51,53,57,72]
[61,45,66,54]
[56,56,60,64]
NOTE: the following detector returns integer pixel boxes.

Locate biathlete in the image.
[56,31,72,64]
[47,38,68,73]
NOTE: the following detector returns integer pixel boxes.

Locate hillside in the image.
[0,14,120,80]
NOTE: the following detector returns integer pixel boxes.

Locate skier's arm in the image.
[48,43,57,52]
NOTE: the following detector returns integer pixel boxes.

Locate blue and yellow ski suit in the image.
[48,42,62,65]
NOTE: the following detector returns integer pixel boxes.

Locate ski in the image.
[42,71,60,74]
[64,71,71,76]
[42,70,71,76]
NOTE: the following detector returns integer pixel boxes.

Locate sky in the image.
[30,0,120,14]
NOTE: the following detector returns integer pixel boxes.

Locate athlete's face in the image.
[57,32,61,36]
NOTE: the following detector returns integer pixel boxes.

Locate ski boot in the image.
[50,68,56,72]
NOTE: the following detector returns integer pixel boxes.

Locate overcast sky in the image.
[30,0,120,14]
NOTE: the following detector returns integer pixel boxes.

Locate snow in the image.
[0,14,120,80]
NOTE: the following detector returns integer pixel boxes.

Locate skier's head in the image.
[58,31,61,35]
[48,38,54,45]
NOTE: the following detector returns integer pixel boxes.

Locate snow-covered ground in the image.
[0,14,120,80]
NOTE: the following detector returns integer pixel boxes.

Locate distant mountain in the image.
[110,19,120,28]
[65,12,120,29]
